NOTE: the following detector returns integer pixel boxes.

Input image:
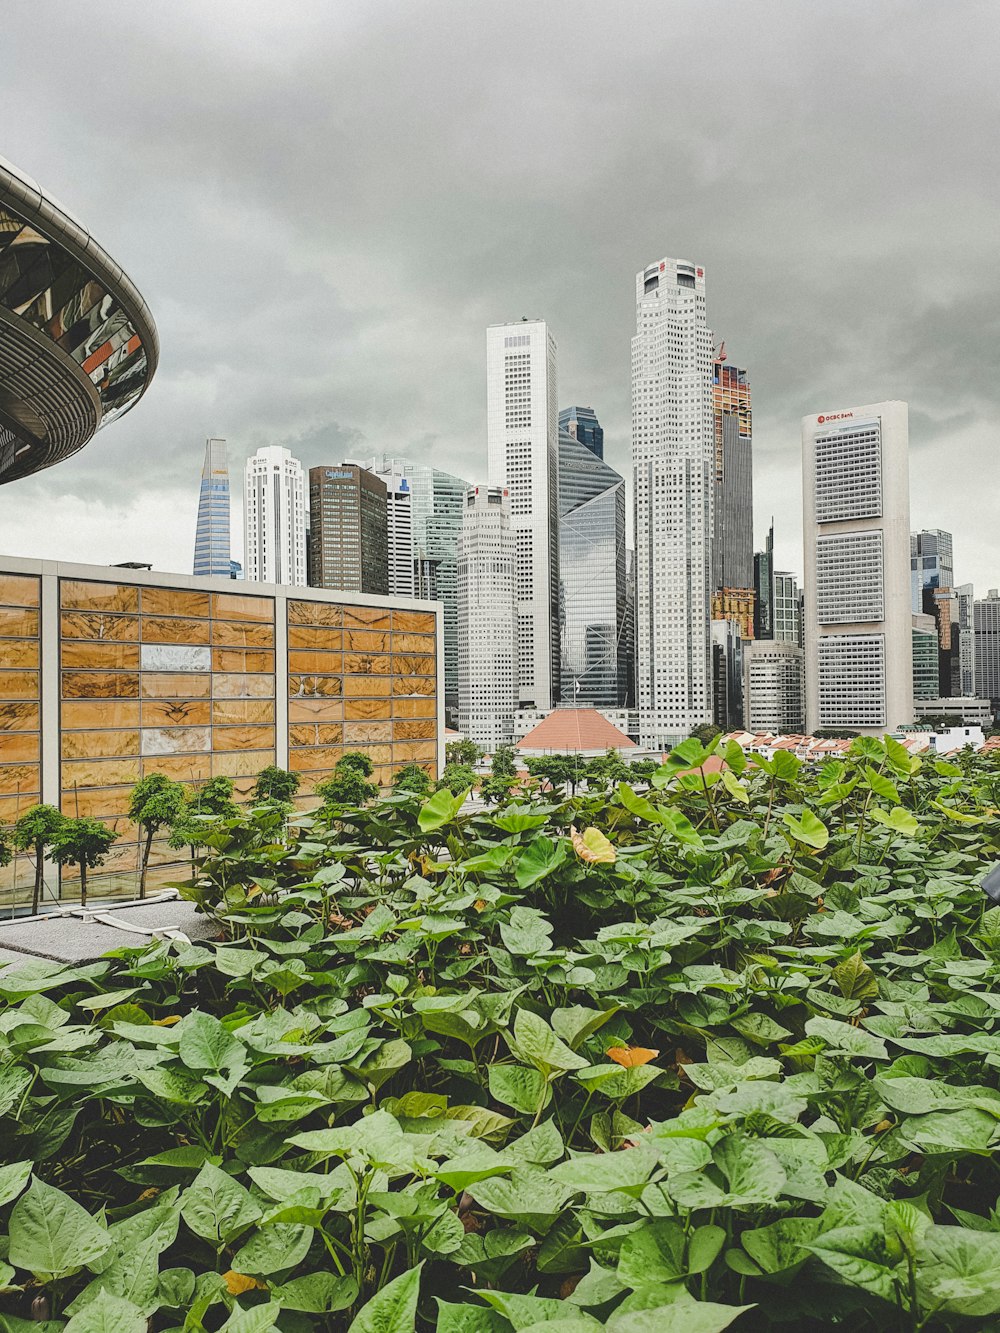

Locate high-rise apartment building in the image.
[457,486,516,747]
[307,465,388,595]
[558,428,627,707]
[753,521,775,640]
[244,446,307,586]
[974,589,1000,708]
[802,401,913,734]
[744,640,805,734]
[487,320,560,711]
[711,620,744,731]
[632,257,714,747]
[711,356,754,636]
[353,458,414,597]
[774,571,801,645]
[558,406,604,460]
[193,438,232,578]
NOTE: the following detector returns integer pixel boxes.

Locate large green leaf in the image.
[514,836,568,889]
[63,1291,146,1333]
[270,1273,358,1313]
[606,1299,754,1332]
[782,809,829,850]
[916,1225,1000,1318]
[511,1008,589,1076]
[418,788,467,832]
[180,1163,261,1248]
[9,1177,111,1279]
[347,1263,421,1333]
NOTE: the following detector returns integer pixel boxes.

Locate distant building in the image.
[558,406,604,460]
[974,589,1000,709]
[632,257,714,747]
[244,446,307,586]
[558,429,627,707]
[913,697,993,727]
[753,522,775,640]
[956,583,976,696]
[712,588,756,641]
[711,357,754,626]
[774,571,801,646]
[744,640,805,734]
[516,708,636,758]
[353,458,414,597]
[712,620,745,731]
[193,438,231,578]
[307,464,388,595]
[457,486,516,748]
[912,613,940,700]
[911,529,954,609]
[802,401,913,734]
[487,320,560,712]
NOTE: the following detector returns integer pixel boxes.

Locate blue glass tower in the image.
[558,406,604,460]
[193,437,232,577]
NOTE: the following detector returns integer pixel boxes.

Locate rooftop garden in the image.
[0,735,999,1331]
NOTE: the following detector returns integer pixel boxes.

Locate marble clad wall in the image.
[0,565,441,907]
[0,575,41,908]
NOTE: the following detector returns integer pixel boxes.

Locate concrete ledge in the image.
[0,895,220,966]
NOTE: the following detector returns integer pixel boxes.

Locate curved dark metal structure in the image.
[0,157,158,483]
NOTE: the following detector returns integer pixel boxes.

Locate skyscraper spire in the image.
[193,438,232,578]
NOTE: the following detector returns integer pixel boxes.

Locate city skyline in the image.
[1,3,997,598]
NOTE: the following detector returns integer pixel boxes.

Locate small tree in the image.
[524,754,579,796]
[393,763,432,796]
[584,748,631,791]
[437,762,477,794]
[689,723,722,746]
[128,774,187,899]
[192,776,240,819]
[315,756,379,810]
[50,817,117,907]
[629,757,659,786]
[11,804,65,915]
[445,738,479,768]
[253,765,301,805]
[482,743,518,805]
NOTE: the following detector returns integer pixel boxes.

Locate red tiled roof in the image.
[517,708,636,752]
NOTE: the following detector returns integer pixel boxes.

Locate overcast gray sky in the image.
[2,0,998,591]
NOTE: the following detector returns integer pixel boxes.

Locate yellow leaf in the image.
[571,826,616,865]
[223,1272,265,1296]
[152,1015,181,1027]
[607,1045,659,1068]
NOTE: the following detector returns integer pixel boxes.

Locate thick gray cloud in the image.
[1,0,997,589]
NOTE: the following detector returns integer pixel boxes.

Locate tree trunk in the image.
[140,827,154,899]
[79,860,87,908]
[31,838,43,915]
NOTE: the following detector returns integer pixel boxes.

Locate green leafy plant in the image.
[48,816,117,906]
[11,803,65,914]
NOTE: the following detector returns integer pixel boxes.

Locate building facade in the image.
[558,429,627,707]
[193,438,232,578]
[744,639,805,734]
[457,487,516,748]
[711,619,745,732]
[558,405,604,460]
[0,159,157,483]
[911,529,954,609]
[711,357,754,614]
[753,521,775,640]
[912,613,940,700]
[632,257,714,747]
[355,458,415,597]
[487,320,560,712]
[802,401,913,734]
[974,589,1000,709]
[0,557,442,910]
[773,571,801,646]
[244,447,307,587]
[307,465,388,596]
[956,583,976,697]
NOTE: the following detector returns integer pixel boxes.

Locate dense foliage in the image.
[1,736,999,1331]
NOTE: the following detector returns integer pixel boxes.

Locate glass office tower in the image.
[558,429,627,706]
[193,438,232,577]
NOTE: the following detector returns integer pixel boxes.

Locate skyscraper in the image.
[193,438,232,578]
[307,465,388,595]
[353,458,414,597]
[457,486,516,747]
[487,320,560,711]
[974,589,1000,709]
[753,521,775,640]
[710,355,754,636]
[911,529,954,609]
[632,257,714,747]
[243,446,307,586]
[744,640,805,734]
[956,583,976,696]
[773,571,801,645]
[802,401,913,734]
[558,406,604,460]
[558,428,627,707]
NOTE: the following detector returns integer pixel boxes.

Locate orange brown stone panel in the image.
[61,641,140,670]
[0,701,40,731]
[141,616,211,645]
[60,611,139,642]
[62,671,139,699]
[211,620,275,648]
[212,593,274,622]
[139,587,211,618]
[0,574,40,607]
[61,581,139,614]
[61,730,140,759]
[212,699,276,725]
[62,701,139,729]
[141,700,212,728]
[0,608,39,638]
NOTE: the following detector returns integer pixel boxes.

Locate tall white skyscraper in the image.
[632,258,714,747]
[457,486,516,748]
[352,457,415,596]
[802,401,913,734]
[486,320,560,711]
[243,446,307,586]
